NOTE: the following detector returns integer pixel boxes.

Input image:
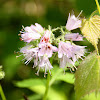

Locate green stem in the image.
[52,27,61,32]
[0,84,6,100]
[43,73,50,100]
[95,0,100,14]
[49,68,63,86]
[89,10,98,18]
[95,45,99,55]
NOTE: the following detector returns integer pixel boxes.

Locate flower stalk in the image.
[43,72,50,100]
[0,84,6,100]
[95,0,100,14]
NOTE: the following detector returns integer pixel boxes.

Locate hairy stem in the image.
[43,73,50,100]
[95,0,100,14]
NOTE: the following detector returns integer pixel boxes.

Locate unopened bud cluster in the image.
[0,66,5,79]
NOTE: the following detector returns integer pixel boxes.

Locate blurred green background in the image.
[0,0,100,100]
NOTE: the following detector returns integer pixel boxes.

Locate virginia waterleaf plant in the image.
[15,0,100,100]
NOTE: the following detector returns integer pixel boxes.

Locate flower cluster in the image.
[18,12,86,75]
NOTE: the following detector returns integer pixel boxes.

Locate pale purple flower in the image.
[60,55,74,68]
[19,28,58,75]
[40,30,51,43]
[58,41,86,68]
[58,42,74,68]
[38,42,58,58]
[36,56,53,76]
[20,45,39,65]
[65,33,83,41]
[34,30,57,75]
[71,45,86,62]
[30,23,44,33]
[21,32,41,43]
[58,42,73,59]
[20,23,44,43]
[66,13,82,31]
[20,45,54,75]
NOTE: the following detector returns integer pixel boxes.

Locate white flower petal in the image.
[65,33,83,41]
[20,23,43,43]
[66,13,82,31]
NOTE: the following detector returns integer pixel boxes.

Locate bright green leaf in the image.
[30,86,67,100]
[15,78,67,100]
[29,85,46,95]
[15,78,46,88]
[15,78,46,96]
[56,73,74,84]
[81,15,100,52]
[75,51,100,100]
[48,88,67,100]
[50,65,74,86]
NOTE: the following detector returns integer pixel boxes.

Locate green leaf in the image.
[15,78,46,88]
[15,78,46,95]
[56,73,74,84]
[29,84,46,95]
[15,78,67,100]
[48,88,67,100]
[75,51,100,100]
[50,65,74,86]
[81,92,100,100]
[30,86,67,100]
[81,15,100,52]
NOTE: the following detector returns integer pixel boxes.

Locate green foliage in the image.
[30,85,67,100]
[81,92,100,100]
[15,66,74,100]
[50,66,74,85]
[81,14,100,53]
[75,51,100,100]
[15,78,46,88]
[15,78,67,100]
[15,78,46,95]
